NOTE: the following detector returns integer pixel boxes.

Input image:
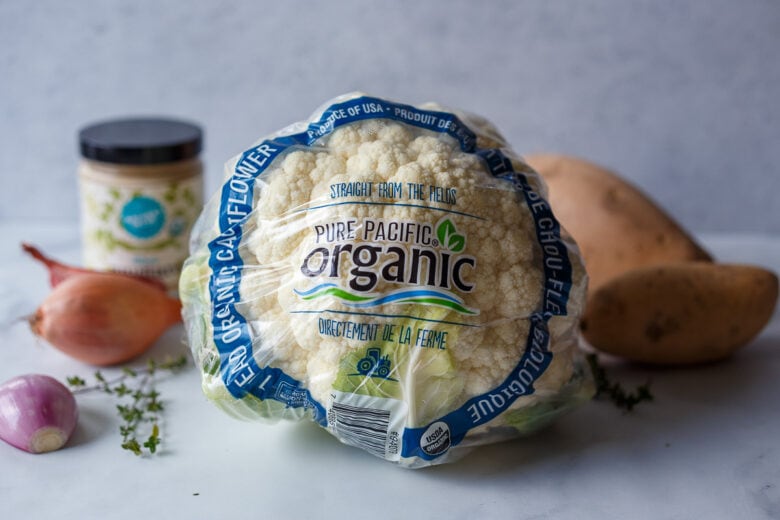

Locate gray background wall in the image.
[1,0,778,234]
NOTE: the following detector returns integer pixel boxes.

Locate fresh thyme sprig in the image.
[67,355,187,455]
[586,353,653,412]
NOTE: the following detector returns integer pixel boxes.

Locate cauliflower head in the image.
[181,93,592,467]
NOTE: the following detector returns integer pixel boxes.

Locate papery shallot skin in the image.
[0,374,78,453]
[29,273,182,366]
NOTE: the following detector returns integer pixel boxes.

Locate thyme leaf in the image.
[587,353,653,412]
[67,355,187,456]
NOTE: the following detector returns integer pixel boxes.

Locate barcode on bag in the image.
[331,401,390,458]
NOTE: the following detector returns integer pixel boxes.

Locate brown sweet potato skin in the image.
[581,263,778,365]
[525,154,712,295]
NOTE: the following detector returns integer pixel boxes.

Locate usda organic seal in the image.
[421,421,451,456]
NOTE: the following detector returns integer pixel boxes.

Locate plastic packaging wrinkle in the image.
[180,93,594,468]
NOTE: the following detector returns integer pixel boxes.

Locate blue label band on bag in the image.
[206,95,574,454]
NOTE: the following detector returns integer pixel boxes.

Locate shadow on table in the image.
[68,403,113,449]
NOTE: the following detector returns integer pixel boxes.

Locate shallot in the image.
[0,374,78,453]
[29,273,183,366]
[22,242,167,291]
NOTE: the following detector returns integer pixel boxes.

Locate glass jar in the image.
[78,117,203,293]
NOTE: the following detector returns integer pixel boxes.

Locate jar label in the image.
[79,174,203,292]
[120,196,167,239]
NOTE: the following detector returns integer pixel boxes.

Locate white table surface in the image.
[1,221,778,520]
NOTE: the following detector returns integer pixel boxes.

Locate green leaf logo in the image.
[436,219,466,252]
[436,219,455,245]
[448,234,465,252]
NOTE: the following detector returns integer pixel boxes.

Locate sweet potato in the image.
[525,154,712,295]
[581,263,778,365]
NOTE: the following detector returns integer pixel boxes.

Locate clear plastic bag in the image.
[180,93,594,468]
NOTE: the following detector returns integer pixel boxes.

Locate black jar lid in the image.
[79,117,203,164]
